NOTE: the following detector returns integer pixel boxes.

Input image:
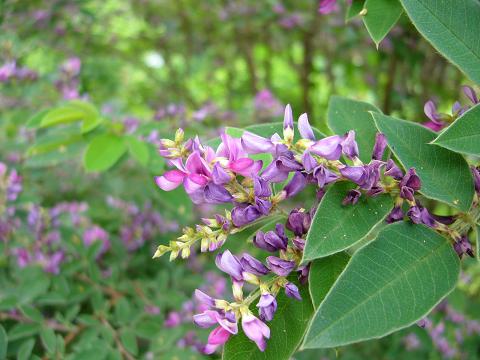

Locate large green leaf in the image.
[327,96,382,162]
[83,134,127,172]
[309,253,350,308]
[222,280,313,360]
[363,0,403,45]
[432,104,480,157]
[302,222,460,349]
[475,224,480,260]
[373,113,474,211]
[400,0,480,84]
[303,182,392,262]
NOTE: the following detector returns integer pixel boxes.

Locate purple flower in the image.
[257,293,277,321]
[399,168,421,201]
[204,183,233,204]
[266,256,296,276]
[83,225,110,256]
[298,113,315,140]
[241,312,270,351]
[318,0,338,14]
[286,209,311,236]
[253,224,288,252]
[231,204,262,227]
[309,135,343,160]
[297,264,310,285]
[261,152,302,183]
[240,253,269,276]
[285,282,302,300]
[212,163,231,185]
[372,133,387,160]
[386,206,404,223]
[194,310,238,354]
[462,85,479,105]
[283,104,294,140]
[253,177,272,198]
[165,312,182,327]
[341,131,359,159]
[384,159,403,180]
[340,161,382,191]
[407,206,437,228]
[453,235,474,259]
[215,250,244,281]
[12,248,32,268]
[217,133,262,177]
[342,189,361,205]
[241,131,275,154]
[471,166,480,194]
[302,152,317,172]
[195,289,216,307]
[313,165,339,188]
[283,172,307,198]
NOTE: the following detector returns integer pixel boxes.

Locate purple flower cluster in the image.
[153,103,475,352]
[253,89,284,120]
[55,57,82,100]
[106,196,178,251]
[11,200,110,273]
[411,301,480,358]
[423,85,479,131]
[0,162,23,241]
[188,205,312,353]
[0,60,38,83]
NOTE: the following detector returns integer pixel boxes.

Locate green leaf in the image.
[303,182,392,262]
[26,109,49,128]
[327,96,382,162]
[17,339,35,360]
[114,297,132,325]
[40,327,56,354]
[432,104,480,156]
[83,134,127,172]
[363,0,403,45]
[126,136,149,166]
[400,0,480,84]
[223,280,314,360]
[19,305,44,323]
[8,323,40,341]
[40,106,85,129]
[120,329,138,356]
[346,0,365,21]
[0,325,7,360]
[309,253,350,308]
[373,113,474,211]
[302,222,460,349]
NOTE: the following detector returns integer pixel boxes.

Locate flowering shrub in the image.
[153,92,480,356]
[1,0,480,359]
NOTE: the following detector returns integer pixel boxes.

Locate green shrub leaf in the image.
[83,134,127,172]
[432,104,480,156]
[363,0,403,45]
[303,182,392,262]
[400,0,480,84]
[302,222,460,349]
[373,112,474,211]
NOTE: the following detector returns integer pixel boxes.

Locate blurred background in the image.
[1,0,479,359]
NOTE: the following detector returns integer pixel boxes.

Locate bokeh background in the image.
[1,1,479,359]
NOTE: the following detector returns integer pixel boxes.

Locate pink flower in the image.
[241,312,270,351]
[318,0,339,14]
[193,310,238,354]
[216,133,262,177]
